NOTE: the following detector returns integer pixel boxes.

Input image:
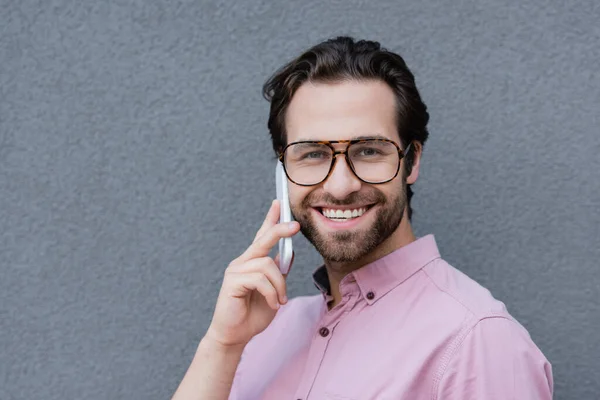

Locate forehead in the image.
[285,79,399,143]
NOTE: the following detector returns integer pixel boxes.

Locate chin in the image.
[300,208,390,263]
[292,186,407,264]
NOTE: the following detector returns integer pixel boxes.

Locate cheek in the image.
[378,180,405,203]
[288,186,311,208]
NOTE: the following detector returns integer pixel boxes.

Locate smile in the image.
[314,205,375,223]
[321,207,367,221]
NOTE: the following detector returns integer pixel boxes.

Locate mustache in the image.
[301,190,387,208]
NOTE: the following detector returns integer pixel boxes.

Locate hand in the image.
[205,200,300,349]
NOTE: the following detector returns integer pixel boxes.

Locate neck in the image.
[324,208,416,310]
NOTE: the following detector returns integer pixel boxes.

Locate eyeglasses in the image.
[279,138,412,186]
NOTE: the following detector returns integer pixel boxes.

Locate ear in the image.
[406,142,423,185]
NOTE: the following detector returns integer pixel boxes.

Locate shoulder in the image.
[420,259,553,398]
[434,316,553,399]
[421,258,510,320]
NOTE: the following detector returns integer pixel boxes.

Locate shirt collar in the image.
[312,234,441,305]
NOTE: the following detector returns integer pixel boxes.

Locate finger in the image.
[237,257,287,304]
[239,221,300,262]
[253,200,280,243]
[230,272,280,310]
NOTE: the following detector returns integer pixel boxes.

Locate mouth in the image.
[311,204,376,225]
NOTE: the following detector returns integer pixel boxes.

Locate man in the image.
[172,37,553,399]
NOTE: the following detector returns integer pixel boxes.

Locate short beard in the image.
[292,181,407,264]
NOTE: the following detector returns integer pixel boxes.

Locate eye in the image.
[302,151,328,159]
[357,147,382,156]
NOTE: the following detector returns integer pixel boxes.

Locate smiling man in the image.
[172,37,553,400]
[282,79,419,307]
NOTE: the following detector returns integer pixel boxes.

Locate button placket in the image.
[293,299,347,400]
[320,291,354,337]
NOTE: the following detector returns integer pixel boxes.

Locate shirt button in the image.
[366,291,375,300]
[319,327,330,337]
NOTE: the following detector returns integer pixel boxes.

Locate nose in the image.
[322,155,362,200]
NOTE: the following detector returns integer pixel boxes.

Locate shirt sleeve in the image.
[436,316,553,400]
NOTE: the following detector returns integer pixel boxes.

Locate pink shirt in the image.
[230,235,553,399]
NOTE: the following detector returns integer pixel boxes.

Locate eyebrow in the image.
[296,134,391,141]
[353,134,390,141]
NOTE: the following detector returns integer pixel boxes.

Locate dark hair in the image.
[262,36,430,220]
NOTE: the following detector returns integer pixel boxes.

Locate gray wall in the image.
[1,0,598,399]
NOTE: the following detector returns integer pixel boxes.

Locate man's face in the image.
[285,80,409,263]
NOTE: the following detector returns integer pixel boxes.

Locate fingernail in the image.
[282,295,288,303]
[288,222,297,229]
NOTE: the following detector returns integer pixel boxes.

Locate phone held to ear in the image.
[276,161,294,274]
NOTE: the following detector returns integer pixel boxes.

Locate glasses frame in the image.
[279,138,413,186]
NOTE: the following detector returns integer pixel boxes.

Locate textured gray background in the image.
[1,0,599,399]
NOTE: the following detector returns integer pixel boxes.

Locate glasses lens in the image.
[348,141,399,183]
[284,143,333,185]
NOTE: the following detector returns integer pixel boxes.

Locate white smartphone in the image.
[276,161,294,274]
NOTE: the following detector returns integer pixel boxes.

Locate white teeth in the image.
[321,207,369,221]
